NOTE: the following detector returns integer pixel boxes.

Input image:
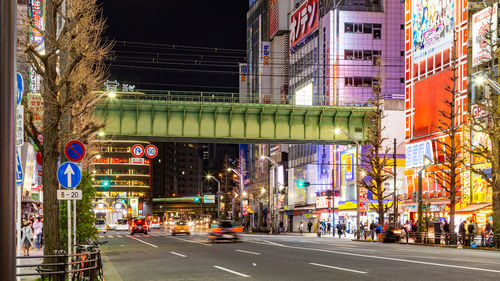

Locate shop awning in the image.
[455,203,491,213]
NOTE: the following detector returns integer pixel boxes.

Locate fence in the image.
[16,250,102,280]
[355,230,500,249]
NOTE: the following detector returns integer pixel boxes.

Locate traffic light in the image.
[296,179,310,187]
[102,180,110,187]
[194,196,201,203]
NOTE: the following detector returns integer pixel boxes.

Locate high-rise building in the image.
[91,140,152,223]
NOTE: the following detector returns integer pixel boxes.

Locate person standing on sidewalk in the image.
[342,221,347,237]
[370,221,376,241]
[321,220,326,236]
[336,223,342,238]
[307,221,313,233]
[33,217,43,249]
[327,221,331,235]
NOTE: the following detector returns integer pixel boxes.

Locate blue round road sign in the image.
[57,162,82,189]
[64,140,86,162]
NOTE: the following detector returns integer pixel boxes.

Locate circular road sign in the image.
[145,144,158,158]
[64,140,86,162]
[57,162,82,189]
[131,144,144,157]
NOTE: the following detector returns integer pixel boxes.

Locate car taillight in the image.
[232,227,243,232]
[213,228,223,233]
[132,223,135,227]
[144,224,148,228]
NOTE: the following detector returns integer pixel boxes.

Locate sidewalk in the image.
[17,247,43,281]
[244,231,357,239]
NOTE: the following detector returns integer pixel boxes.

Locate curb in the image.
[351,239,500,251]
[101,251,123,281]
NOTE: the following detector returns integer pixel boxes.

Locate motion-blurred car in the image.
[95,219,107,233]
[171,220,190,235]
[150,219,160,230]
[208,221,243,242]
[107,222,117,231]
[116,219,129,231]
[130,218,149,235]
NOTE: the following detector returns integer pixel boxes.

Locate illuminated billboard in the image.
[412,70,453,137]
[412,0,454,62]
[295,83,313,105]
[290,0,318,48]
[472,6,498,66]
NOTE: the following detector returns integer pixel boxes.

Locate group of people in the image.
[21,216,43,256]
[458,219,493,246]
[296,220,350,238]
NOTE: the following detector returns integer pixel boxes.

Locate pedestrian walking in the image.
[375,223,382,241]
[33,217,43,249]
[307,221,313,233]
[321,220,326,236]
[459,221,466,245]
[298,221,304,235]
[370,221,376,241]
[327,222,331,235]
[279,221,284,234]
[316,222,322,237]
[342,222,347,237]
[336,223,342,238]
[21,220,33,256]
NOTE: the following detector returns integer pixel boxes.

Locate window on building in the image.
[363,24,372,34]
[362,77,372,87]
[345,77,354,86]
[363,50,372,60]
[354,50,363,60]
[345,23,353,33]
[353,77,363,87]
[344,49,353,60]
[401,24,405,30]
[354,23,363,33]
[401,51,405,57]
[373,24,382,39]
[372,50,381,64]
[400,78,405,83]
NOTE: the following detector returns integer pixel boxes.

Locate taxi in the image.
[171,220,190,235]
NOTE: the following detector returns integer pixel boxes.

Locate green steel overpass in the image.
[93,91,374,144]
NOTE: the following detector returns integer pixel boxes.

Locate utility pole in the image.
[0,0,17,279]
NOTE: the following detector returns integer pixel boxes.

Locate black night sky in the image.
[98,0,248,92]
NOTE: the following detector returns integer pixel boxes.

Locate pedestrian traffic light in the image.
[296,180,310,187]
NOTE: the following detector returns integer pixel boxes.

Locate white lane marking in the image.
[170,251,186,257]
[246,239,500,274]
[106,235,114,238]
[130,237,159,248]
[213,266,250,278]
[310,262,367,274]
[167,236,212,246]
[236,249,261,255]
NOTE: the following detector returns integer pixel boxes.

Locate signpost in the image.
[145,144,158,158]
[64,140,86,162]
[131,144,144,157]
[15,150,23,185]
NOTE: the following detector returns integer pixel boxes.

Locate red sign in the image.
[145,144,158,158]
[131,144,144,157]
[269,0,279,38]
[289,0,318,48]
[64,140,86,162]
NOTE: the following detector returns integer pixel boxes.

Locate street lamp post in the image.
[260,155,279,234]
[228,168,244,225]
[417,156,432,234]
[334,128,361,233]
[206,175,221,220]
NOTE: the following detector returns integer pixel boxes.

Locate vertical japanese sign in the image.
[289,0,318,48]
[472,6,498,66]
[27,93,44,132]
[239,63,248,102]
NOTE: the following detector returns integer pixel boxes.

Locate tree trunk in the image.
[378,196,385,226]
[494,178,500,234]
[449,195,456,235]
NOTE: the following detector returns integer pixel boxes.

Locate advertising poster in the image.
[412,0,454,62]
[130,198,139,217]
[27,93,44,132]
[472,6,498,66]
[341,149,355,182]
[289,0,318,48]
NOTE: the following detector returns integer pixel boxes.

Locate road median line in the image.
[170,251,187,257]
[236,249,261,255]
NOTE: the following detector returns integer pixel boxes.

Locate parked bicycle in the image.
[71,240,108,281]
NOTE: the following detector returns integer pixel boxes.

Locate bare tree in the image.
[19,0,112,263]
[358,59,394,226]
[430,36,463,235]
[468,0,500,234]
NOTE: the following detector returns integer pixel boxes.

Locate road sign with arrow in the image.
[57,162,82,189]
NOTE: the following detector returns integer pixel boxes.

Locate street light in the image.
[417,155,432,233]
[228,167,244,224]
[206,174,221,220]
[334,128,361,232]
[260,155,280,234]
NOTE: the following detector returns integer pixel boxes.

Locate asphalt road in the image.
[98,227,500,281]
